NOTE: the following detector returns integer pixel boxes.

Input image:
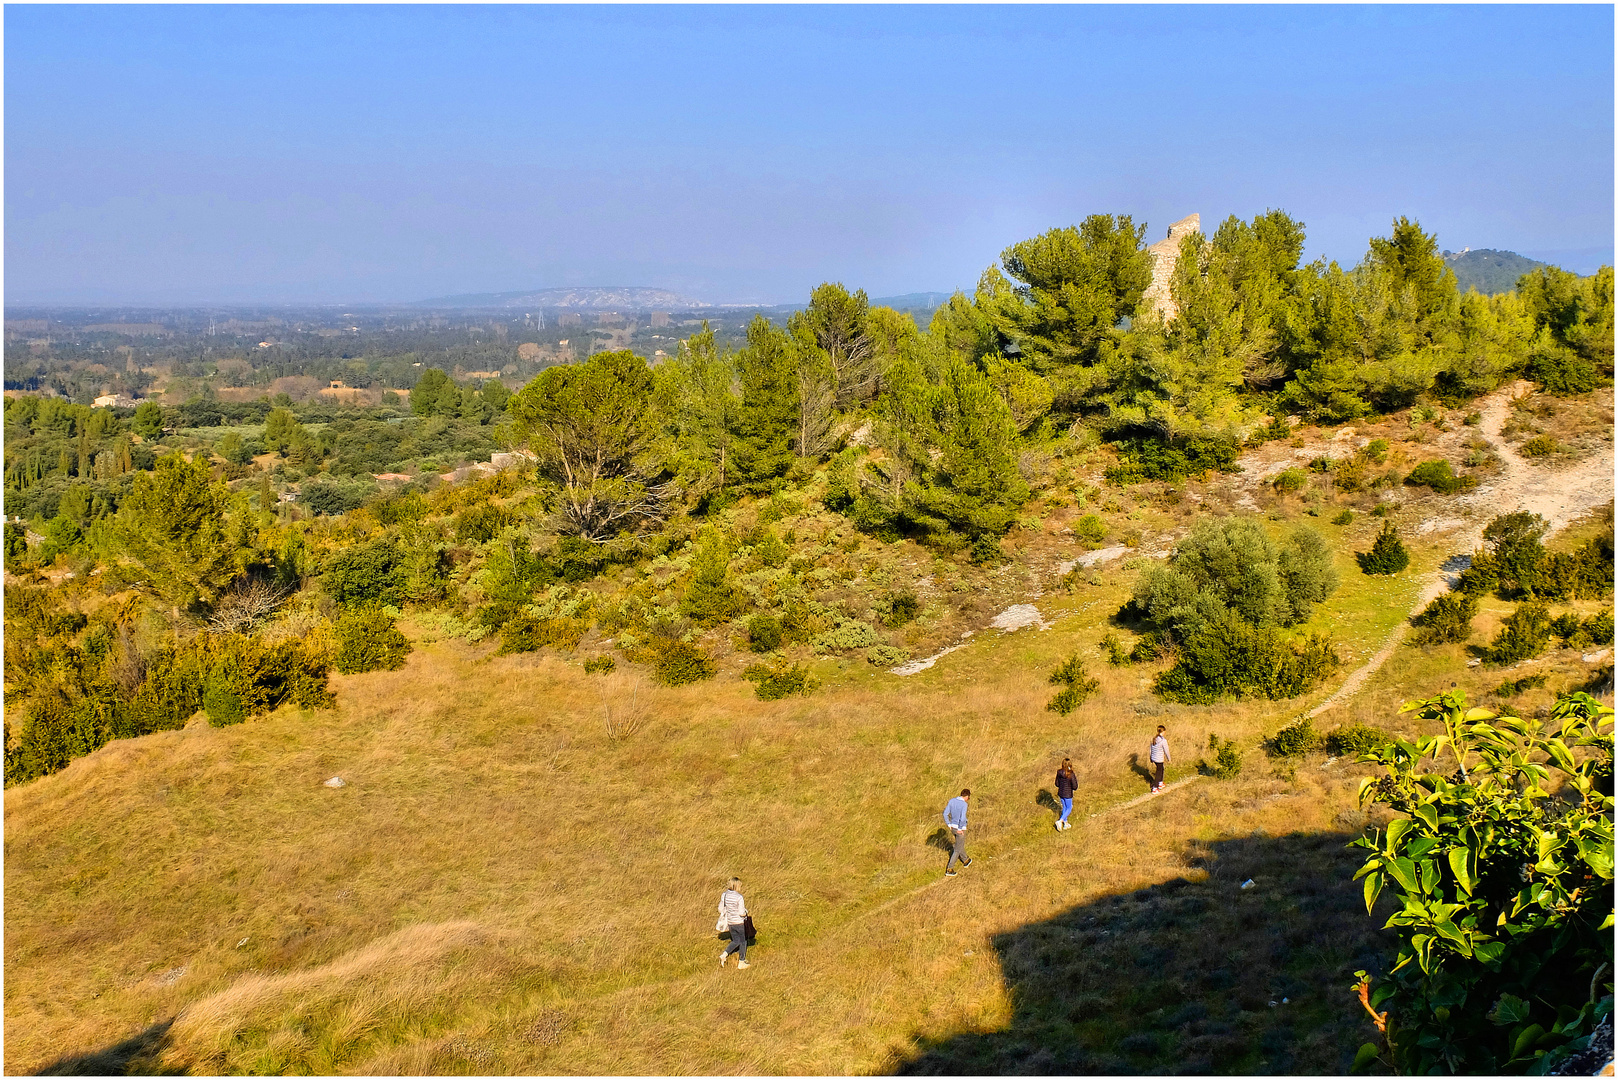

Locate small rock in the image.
[1584,649,1612,664]
[236,937,250,948]
[324,776,346,788]
[1467,658,1482,667]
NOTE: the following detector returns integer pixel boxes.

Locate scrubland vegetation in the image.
[4,212,1613,1074]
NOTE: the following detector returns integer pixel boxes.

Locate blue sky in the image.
[6,5,1613,306]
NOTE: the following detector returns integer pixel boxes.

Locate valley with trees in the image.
[4,211,1614,1075]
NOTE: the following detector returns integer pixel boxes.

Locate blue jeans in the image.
[1059,797,1073,823]
[723,923,748,962]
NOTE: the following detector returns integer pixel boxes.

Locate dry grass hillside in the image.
[5,390,1613,1076]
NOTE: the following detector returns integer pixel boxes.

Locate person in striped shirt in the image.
[1149,726,1170,793]
[718,878,750,969]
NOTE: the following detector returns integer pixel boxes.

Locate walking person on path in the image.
[1149,725,1170,793]
[943,788,973,876]
[717,877,750,969]
[1054,758,1077,830]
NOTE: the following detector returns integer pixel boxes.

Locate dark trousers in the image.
[947,828,968,870]
[723,923,748,962]
[1153,761,1165,787]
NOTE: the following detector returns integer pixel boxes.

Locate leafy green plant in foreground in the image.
[1350,691,1614,1074]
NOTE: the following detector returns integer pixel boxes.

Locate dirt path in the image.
[1308,380,1614,719]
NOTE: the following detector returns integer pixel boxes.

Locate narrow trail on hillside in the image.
[1307,380,1614,720]
[550,384,1614,1025]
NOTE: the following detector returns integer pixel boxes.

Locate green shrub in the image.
[1200,734,1243,778]
[1519,434,1560,458]
[881,590,920,627]
[1484,602,1553,665]
[681,533,745,626]
[1410,592,1479,645]
[1105,435,1238,483]
[1364,438,1390,464]
[334,608,411,673]
[583,655,616,674]
[741,660,810,700]
[1155,618,1339,704]
[498,615,587,655]
[1074,514,1107,544]
[1267,717,1323,757]
[1493,673,1548,697]
[812,619,879,652]
[1562,610,1615,650]
[324,540,405,607]
[1046,655,1100,716]
[1100,632,1131,666]
[866,644,910,668]
[1272,468,1307,494]
[1404,459,1477,494]
[1357,522,1410,575]
[1331,509,1354,526]
[969,533,1004,565]
[654,641,715,686]
[1324,723,1392,757]
[747,614,783,653]
[1463,412,1482,426]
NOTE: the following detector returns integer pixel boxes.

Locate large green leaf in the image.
[1351,1043,1380,1074]
[1491,994,1532,1026]
[1364,870,1384,914]
[1386,856,1419,893]
[1447,847,1476,895]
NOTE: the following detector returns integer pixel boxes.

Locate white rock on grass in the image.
[324,776,346,788]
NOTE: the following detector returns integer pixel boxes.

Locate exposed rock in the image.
[1141,214,1201,320]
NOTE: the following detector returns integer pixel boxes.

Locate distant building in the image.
[650,311,671,328]
[330,380,346,389]
[92,393,137,408]
[597,311,624,326]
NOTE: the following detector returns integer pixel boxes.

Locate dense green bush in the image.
[334,608,411,673]
[1100,632,1131,666]
[1046,654,1100,716]
[498,614,586,655]
[866,644,909,667]
[1404,459,1477,494]
[1331,509,1354,526]
[1073,514,1107,544]
[1200,734,1243,778]
[1105,435,1238,483]
[1272,468,1307,494]
[1410,591,1479,645]
[746,614,783,653]
[1324,723,1392,757]
[653,641,715,686]
[1484,602,1553,665]
[324,540,406,607]
[1356,522,1409,575]
[742,661,810,700]
[1493,673,1548,697]
[881,589,920,627]
[1154,615,1339,703]
[583,654,617,674]
[455,503,513,543]
[1351,692,1614,1074]
[301,483,367,517]
[1519,434,1560,457]
[682,533,745,626]
[1266,717,1323,757]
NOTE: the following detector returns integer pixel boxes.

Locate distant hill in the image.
[410,286,707,310]
[1443,249,1548,295]
[870,291,956,311]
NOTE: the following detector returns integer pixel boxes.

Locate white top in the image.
[1149,735,1169,763]
[718,888,748,926]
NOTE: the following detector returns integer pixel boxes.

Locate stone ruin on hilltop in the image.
[1141,213,1201,321]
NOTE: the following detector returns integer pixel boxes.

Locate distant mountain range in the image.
[408,286,708,310]
[1443,249,1548,295]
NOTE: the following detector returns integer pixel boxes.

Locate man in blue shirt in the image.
[944,788,973,876]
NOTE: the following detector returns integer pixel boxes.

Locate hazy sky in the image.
[6,5,1613,306]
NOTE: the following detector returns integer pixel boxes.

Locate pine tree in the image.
[1357,521,1411,576]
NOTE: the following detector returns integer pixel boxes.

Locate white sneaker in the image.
[736,960,750,969]
[719,951,728,966]
[1055,820,1062,831]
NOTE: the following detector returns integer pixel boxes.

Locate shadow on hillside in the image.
[891,830,1394,1075]
[35,1018,182,1076]
[1125,752,1155,790]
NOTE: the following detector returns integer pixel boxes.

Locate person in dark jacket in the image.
[1054,758,1077,830]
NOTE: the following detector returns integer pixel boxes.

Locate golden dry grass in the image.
[5,519,1608,1074]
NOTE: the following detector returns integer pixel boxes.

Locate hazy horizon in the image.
[6,5,1613,307]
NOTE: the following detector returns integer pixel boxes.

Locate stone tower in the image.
[1141,213,1201,321]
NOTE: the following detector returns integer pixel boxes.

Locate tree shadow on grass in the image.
[891,830,1396,1075]
[36,1018,182,1075]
